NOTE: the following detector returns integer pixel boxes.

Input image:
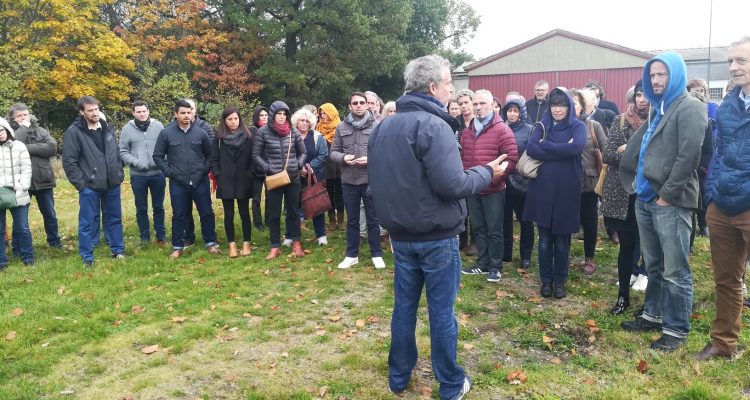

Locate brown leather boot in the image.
[265,247,281,260]
[292,241,305,257]
[228,242,238,258]
[241,242,252,256]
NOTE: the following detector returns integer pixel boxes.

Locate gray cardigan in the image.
[619,93,706,209]
[119,119,165,176]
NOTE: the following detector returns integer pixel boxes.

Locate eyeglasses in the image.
[351,101,366,106]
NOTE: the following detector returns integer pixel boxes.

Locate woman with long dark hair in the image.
[209,108,255,258]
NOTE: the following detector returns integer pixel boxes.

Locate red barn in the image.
[464,29,655,112]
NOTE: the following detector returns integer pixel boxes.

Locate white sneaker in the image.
[372,257,386,269]
[338,257,359,269]
[282,238,293,247]
[632,274,648,292]
[317,236,328,246]
[743,280,747,298]
[629,274,638,286]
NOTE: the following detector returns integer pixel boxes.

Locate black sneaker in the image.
[621,316,662,332]
[83,260,94,268]
[540,282,553,297]
[487,271,502,282]
[461,265,489,275]
[520,259,531,269]
[553,282,566,299]
[650,335,686,352]
[112,253,125,260]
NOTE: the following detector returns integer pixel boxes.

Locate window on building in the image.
[709,88,723,101]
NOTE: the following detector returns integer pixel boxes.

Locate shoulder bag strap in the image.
[283,133,293,170]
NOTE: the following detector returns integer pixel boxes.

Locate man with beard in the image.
[62,96,125,267]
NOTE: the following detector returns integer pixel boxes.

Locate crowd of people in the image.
[0,35,748,400]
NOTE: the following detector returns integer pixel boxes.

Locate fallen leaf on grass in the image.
[368,316,380,323]
[142,344,159,354]
[328,315,341,322]
[542,335,555,350]
[5,331,17,341]
[224,375,236,383]
[271,305,280,311]
[507,370,528,384]
[319,386,328,397]
[58,286,65,295]
[584,378,595,385]
[11,308,24,317]
[171,316,186,324]
[210,304,217,311]
[121,394,134,400]
[420,386,433,396]
[113,320,122,327]
[693,363,703,376]
[587,335,596,343]
[528,296,543,303]
[463,343,474,350]
[131,305,144,315]
[585,319,597,328]
[637,359,648,373]
[303,249,312,254]
[325,258,333,263]
[242,312,252,318]
[315,329,327,336]
[355,319,366,328]
[253,303,263,309]
[495,290,512,298]
[550,357,562,365]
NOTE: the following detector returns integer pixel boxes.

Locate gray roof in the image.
[647,46,729,63]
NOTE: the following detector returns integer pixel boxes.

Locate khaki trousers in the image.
[706,203,750,353]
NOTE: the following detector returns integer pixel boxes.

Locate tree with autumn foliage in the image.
[0,0,135,106]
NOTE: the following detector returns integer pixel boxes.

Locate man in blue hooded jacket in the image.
[369,54,507,400]
[618,52,707,351]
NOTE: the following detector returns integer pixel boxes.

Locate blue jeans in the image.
[170,177,216,250]
[342,183,382,257]
[389,237,466,399]
[0,205,34,266]
[537,226,571,284]
[635,199,693,339]
[78,186,125,262]
[28,188,60,247]
[467,191,505,272]
[131,174,166,241]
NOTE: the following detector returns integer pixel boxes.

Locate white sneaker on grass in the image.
[338,257,359,269]
[632,274,648,291]
[629,274,638,286]
[282,238,293,247]
[317,236,328,246]
[372,257,386,269]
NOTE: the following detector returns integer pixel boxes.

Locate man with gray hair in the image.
[365,91,383,121]
[526,80,549,123]
[460,89,518,282]
[369,54,509,399]
[7,103,61,248]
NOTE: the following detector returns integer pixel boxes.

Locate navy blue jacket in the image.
[368,93,494,241]
[153,122,211,188]
[705,86,750,215]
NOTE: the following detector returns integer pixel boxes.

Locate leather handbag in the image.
[301,165,331,219]
[0,144,18,210]
[517,122,546,179]
[265,134,293,191]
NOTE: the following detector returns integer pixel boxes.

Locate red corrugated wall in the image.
[469,68,643,113]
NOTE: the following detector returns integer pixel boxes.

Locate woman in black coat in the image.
[209,107,254,258]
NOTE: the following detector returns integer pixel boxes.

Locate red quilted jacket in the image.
[460,113,518,195]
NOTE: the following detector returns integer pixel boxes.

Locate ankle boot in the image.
[241,241,252,256]
[610,295,630,315]
[265,247,281,261]
[292,241,305,257]
[228,242,238,258]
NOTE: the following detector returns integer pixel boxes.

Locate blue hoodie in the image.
[635,51,688,202]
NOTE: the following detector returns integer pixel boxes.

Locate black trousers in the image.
[222,198,251,242]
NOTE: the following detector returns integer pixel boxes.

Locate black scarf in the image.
[134,119,151,132]
[222,130,246,148]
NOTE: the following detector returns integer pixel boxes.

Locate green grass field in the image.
[0,177,748,399]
